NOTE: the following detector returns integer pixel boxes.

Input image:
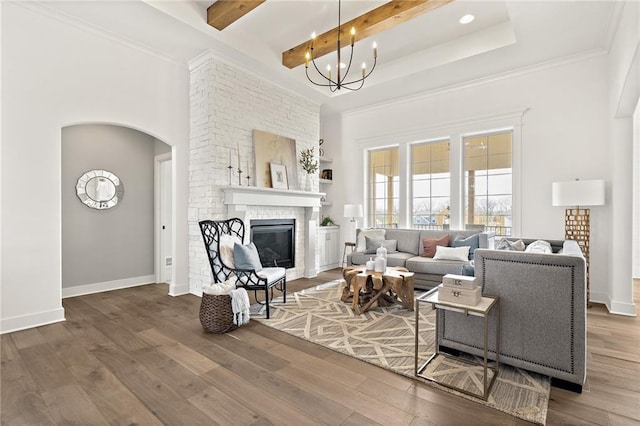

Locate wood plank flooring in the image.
[2,272,639,425]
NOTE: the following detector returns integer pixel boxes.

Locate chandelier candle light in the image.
[305,0,377,92]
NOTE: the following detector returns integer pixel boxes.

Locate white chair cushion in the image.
[257,267,286,284]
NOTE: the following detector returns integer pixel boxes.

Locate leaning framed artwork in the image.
[253,130,298,189]
[269,163,288,189]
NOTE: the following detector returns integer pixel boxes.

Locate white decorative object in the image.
[366,257,375,271]
[374,255,386,272]
[439,285,482,306]
[443,274,477,289]
[376,243,388,261]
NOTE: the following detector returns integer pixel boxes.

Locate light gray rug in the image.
[254,280,550,425]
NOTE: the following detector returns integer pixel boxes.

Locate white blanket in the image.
[229,288,250,326]
[203,279,236,295]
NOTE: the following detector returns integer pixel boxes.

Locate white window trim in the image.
[358,108,526,232]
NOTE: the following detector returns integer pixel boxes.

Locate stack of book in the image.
[439,274,481,306]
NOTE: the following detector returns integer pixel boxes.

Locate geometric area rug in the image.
[254,280,551,425]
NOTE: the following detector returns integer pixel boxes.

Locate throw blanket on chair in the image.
[230,288,250,326]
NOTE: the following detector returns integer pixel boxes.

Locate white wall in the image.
[0,2,190,333]
[606,0,639,314]
[188,53,320,295]
[324,53,622,308]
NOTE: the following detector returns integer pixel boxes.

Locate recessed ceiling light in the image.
[459,14,475,25]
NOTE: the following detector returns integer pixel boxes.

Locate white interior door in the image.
[160,159,172,283]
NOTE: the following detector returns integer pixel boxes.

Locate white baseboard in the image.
[1,307,66,335]
[590,291,637,316]
[62,275,156,298]
[609,300,638,316]
[169,282,190,296]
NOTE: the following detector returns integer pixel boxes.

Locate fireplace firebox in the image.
[249,219,295,269]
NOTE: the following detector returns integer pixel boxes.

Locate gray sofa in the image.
[347,228,494,289]
[438,238,587,392]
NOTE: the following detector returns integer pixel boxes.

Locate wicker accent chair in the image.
[199,218,286,319]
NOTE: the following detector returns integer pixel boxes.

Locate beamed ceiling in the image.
[38,0,620,114]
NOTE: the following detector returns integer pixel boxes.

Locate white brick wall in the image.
[188,54,320,294]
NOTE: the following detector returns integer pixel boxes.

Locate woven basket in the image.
[199,293,237,333]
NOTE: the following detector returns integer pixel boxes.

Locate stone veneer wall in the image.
[188,53,320,294]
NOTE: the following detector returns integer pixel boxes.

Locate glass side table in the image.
[414,285,500,401]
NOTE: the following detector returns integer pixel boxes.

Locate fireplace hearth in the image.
[250,219,295,269]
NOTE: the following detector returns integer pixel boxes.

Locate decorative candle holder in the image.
[227,164,233,185]
[237,168,243,186]
[245,174,251,186]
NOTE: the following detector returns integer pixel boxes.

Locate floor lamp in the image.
[342,204,363,269]
[552,179,605,306]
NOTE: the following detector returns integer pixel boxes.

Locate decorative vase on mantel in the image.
[299,147,318,192]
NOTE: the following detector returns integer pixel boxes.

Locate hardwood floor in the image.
[2,273,639,425]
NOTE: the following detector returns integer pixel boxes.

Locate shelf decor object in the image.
[552,179,605,305]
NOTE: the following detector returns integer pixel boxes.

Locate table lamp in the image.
[552,179,605,305]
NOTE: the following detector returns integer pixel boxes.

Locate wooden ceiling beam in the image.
[282,0,453,69]
[207,0,266,31]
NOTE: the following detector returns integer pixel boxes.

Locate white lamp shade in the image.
[552,179,605,207]
[344,204,363,218]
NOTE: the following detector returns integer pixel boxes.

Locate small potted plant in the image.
[299,147,318,191]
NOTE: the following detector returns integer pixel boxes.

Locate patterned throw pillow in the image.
[496,238,525,251]
[422,234,450,258]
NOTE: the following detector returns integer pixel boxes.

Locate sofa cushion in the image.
[385,229,421,255]
[406,256,469,276]
[364,237,398,254]
[422,234,449,258]
[350,251,413,267]
[433,245,470,262]
[452,233,480,260]
[356,229,386,252]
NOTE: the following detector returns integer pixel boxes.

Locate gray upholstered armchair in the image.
[199,218,286,319]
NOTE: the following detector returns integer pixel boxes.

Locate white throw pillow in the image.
[356,228,386,252]
[219,234,241,268]
[433,245,470,262]
[525,240,553,254]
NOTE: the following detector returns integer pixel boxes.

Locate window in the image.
[411,140,450,229]
[464,131,513,236]
[368,148,399,228]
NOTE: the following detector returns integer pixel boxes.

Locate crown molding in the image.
[18,2,183,67]
[342,48,607,119]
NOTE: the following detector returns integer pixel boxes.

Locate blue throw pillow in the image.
[452,234,480,260]
[233,242,263,272]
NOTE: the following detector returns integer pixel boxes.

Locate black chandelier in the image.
[304,0,377,92]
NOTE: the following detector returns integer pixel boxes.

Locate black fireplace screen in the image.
[249,219,295,269]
